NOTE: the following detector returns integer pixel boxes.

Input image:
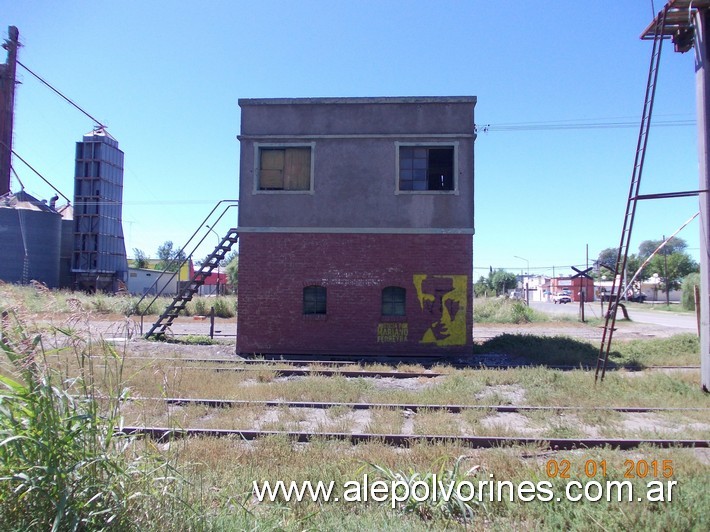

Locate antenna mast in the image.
[0,26,19,196]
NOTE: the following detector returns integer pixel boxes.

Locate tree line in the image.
[474,237,700,307]
[596,237,698,295]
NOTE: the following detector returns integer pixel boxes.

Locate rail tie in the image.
[120,427,709,450]
[130,396,710,414]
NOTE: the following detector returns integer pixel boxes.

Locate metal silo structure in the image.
[0,191,61,287]
[72,127,128,292]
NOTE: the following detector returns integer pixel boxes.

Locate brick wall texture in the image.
[237,232,473,356]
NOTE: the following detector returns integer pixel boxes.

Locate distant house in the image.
[514,275,550,302]
[198,267,229,296]
[551,276,595,302]
[126,259,193,295]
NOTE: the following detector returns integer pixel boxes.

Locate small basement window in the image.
[258,146,312,191]
[303,285,326,315]
[398,145,455,191]
[381,286,406,316]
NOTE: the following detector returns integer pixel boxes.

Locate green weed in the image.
[0,312,195,530]
[474,298,549,324]
[366,455,484,524]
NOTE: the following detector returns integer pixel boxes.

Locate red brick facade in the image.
[550,276,596,302]
[236,232,473,356]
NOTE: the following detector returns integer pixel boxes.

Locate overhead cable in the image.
[4,143,71,203]
[10,166,25,190]
[17,60,106,129]
[475,118,694,133]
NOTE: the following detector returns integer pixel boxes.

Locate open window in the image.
[258,146,312,191]
[398,145,455,192]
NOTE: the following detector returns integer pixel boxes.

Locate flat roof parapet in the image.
[238,96,477,106]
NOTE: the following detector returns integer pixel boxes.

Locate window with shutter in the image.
[258,147,312,191]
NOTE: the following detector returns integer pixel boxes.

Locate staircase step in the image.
[145,231,238,339]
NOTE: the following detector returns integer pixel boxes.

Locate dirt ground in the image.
[158,315,690,342]
[26,311,694,360]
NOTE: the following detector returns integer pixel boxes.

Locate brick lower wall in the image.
[236,232,473,356]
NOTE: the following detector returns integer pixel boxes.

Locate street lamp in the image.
[513,255,529,274]
[205,224,220,244]
[513,255,530,305]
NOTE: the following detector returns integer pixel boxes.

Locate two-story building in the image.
[236,97,476,356]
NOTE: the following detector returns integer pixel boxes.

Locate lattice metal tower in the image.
[72,127,128,292]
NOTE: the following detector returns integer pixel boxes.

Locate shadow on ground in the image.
[472,333,629,369]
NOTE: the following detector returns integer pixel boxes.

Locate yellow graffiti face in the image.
[413,274,467,346]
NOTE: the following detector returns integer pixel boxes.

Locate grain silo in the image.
[71,127,128,292]
[0,191,61,287]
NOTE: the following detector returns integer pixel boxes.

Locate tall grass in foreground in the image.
[0,312,195,531]
[474,298,549,324]
[0,284,236,318]
[367,455,482,523]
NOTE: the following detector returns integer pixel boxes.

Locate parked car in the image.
[553,293,572,304]
[599,290,647,303]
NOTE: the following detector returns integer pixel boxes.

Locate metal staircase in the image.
[595,7,668,383]
[145,229,239,339]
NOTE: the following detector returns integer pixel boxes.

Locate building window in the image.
[258,146,312,191]
[382,286,406,316]
[303,285,326,315]
[398,145,455,191]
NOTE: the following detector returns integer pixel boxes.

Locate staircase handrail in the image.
[130,199,238,318]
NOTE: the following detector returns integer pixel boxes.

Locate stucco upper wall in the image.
[237,97,476,232]
[239,97,477,136]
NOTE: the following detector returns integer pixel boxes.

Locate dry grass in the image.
[365,408,404,435]
[460,406,493,435]
[4,286,709,529]
[478,413,530,438]
[412,408,462,436]
[43,338,710,441]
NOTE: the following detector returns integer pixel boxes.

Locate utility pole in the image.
[663,234,670,306]
[0,26,19,196]
[696,8,710,392]
[639,3,709,391]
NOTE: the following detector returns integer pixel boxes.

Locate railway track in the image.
[118,397,709,450]
[119,426,709,450]
[127,364,699,380]
[117,356,700,375]
[130,396,710,415]
[156,366,445,378]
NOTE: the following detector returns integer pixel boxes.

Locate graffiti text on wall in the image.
[377,322,409,343]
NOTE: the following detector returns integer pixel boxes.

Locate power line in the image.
[10,166,25,190]
[473,264,589,272]
[17,60,106,129]
[474,118,694,133]
[4,143,71,203]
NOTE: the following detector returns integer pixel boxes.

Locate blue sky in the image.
[3,1,702,278]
